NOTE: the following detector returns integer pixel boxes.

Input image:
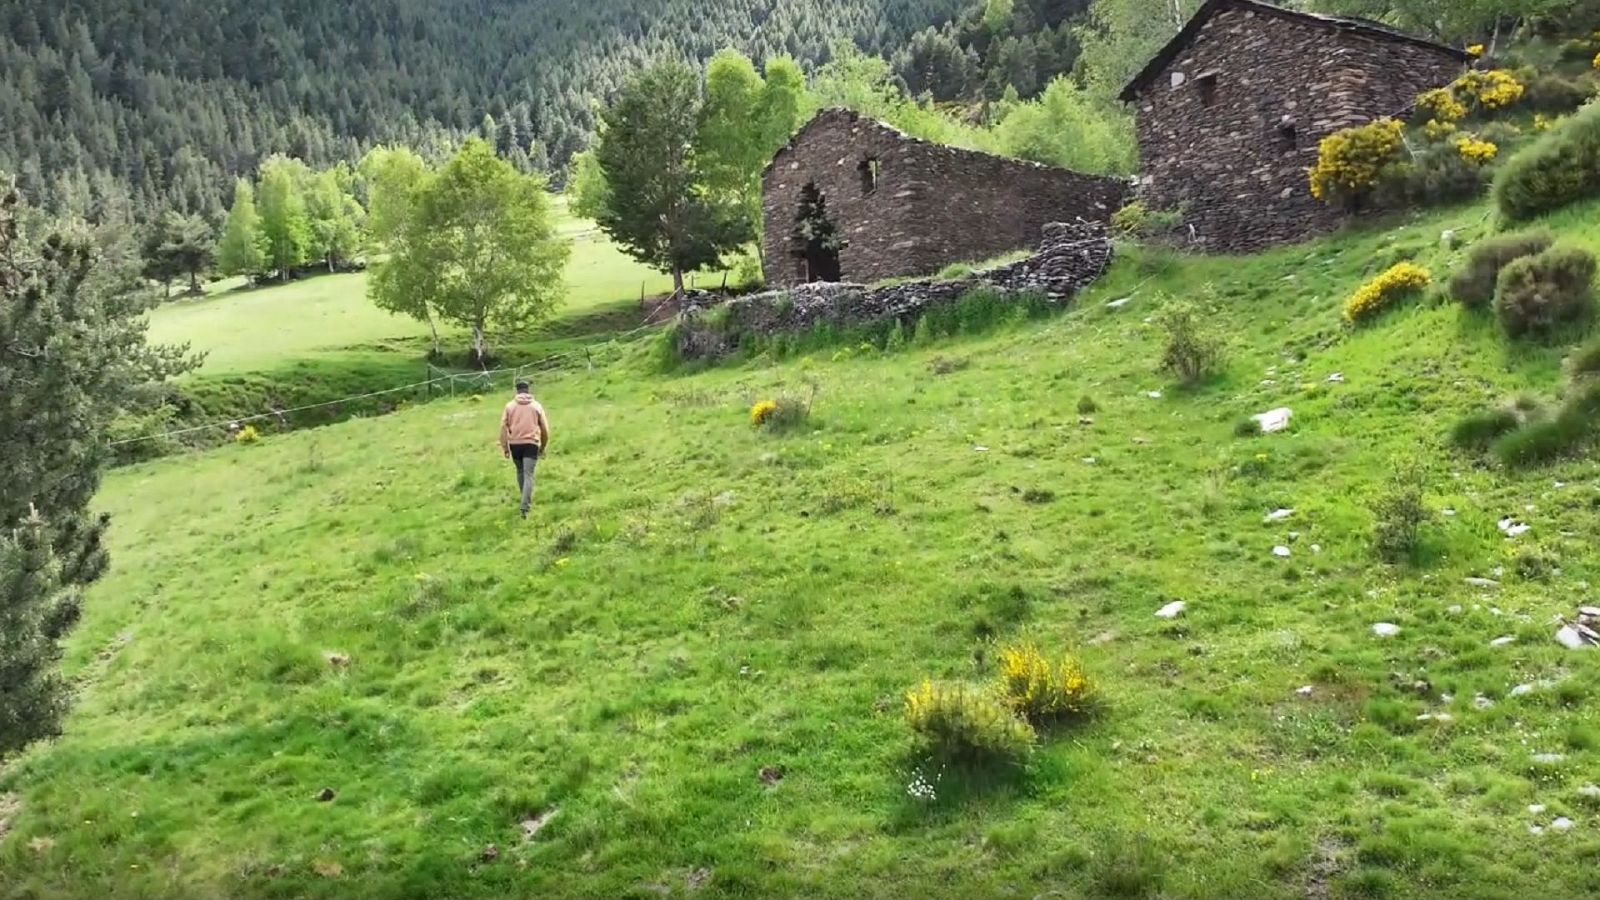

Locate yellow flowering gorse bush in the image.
[1453,69,1525,110]
[1455,135,1498,164]
[1417,87,1467,123]
[1344,262,1433,323]
[1309,118,1405,202]
[235,424,261,444]
[1422,118,1458,141]
[995,641,1096,723]
[904,680,1037,760]
[1466,43,1485,58]
[749,399,779,427]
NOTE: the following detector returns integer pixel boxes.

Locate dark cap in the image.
[515,379,530,392]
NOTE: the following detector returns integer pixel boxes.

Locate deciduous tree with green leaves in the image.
[358,147,430,249]
[369,138,570,363]
[257,155,312,280]
[0,179,196,757]
[306,166,364,272]
[217,179,267,279]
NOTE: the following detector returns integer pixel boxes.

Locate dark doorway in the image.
[791,183,844,283]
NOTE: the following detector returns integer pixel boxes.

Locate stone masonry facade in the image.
[762,109,1127,287]
[1122,0,1466,252]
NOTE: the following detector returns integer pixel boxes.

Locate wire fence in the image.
[108,318,663,450]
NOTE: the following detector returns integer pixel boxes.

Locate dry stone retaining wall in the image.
[677,220,1112,360]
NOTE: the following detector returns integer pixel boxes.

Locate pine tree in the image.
[0,178,195,757]
[217,178,266,277]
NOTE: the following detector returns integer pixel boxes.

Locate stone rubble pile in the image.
[675,220,1113,360]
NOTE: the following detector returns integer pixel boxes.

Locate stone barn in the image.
[761,108,1127,288]
[1119,0,1468,251]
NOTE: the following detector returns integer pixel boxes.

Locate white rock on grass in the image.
[1474,694,1495,710]
[1327,373,1346,383]
[1106,297,1132,310]
[1443,508,1458,517]
[1491,635,1517,648]
[1551,817,1575,832]
[1529,824,1545,835]
[1155,601,1187,619]
[1147,390,1163,400]
[1253,407,1293,433]
[1533,753,1566,765]
[1273,546,1292,558]
[1530,804,1548,814]
[1557,626,1591,650]
[1447,605,1464,615]
[1511,683,1536,697]
[1466,577,1500,588]
[1296,685,1314,697]
[1372,623,1401,638]
[1578,785,1600,799]
[1498,517,1532,538]
[1265,508,1295,523]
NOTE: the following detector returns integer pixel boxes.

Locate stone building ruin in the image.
[1120,0,1467,251]
[762,109,1127,288]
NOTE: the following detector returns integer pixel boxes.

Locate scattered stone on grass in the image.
[1327,373,1345,383]
[1265,508,1294,523]
[323,651,351,668]
[1107,297,1132,310]
[973,445,990,453]
[1511,683,1536,697]
[314,788,336,803]
[1551,817,1575,832]
[1530,804,1547,814]
[1491,636,1517,648]
[1474,694,1495,710]
[759,766,784,785]
[1465,577,1500,589]
[1498,517,1531,538]
[1533,753,1566,765]
[686,867,714,891]
[481,844,500,863]
[521,807,561,841]
[1578,785,1600,799]
[1447,605,1464,615]
[1372,623,1401,638]
[313,860,343,879]
[1146,390,1163,400]
[26,837,53,854]
[1088,630,1117,645]
[1443,508,1458,517]
[1296,685,1314,697]
[1311,544,1322,553]
[1253,407,1293,433]
[1081,457,1098,465]
[1155,601,1187,619]
[1273,546,1292,558]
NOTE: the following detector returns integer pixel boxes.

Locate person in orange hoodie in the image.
[499,379,551,518]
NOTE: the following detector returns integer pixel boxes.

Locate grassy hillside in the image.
[5,198,1600,897]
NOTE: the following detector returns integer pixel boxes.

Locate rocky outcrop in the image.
[676,220,1112,360]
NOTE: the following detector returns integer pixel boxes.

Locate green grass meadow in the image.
[5,199,1600,897]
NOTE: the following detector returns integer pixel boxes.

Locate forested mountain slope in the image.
[0,0,967,220]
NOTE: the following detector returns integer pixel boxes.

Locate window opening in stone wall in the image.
[791,182,844,284]
[1276,121,1297,152]
[858,157,881,195]
[1196,73,1217,108]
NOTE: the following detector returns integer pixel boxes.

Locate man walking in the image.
[499,379,551,519]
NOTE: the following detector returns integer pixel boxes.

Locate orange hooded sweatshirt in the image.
[500,393,550,453]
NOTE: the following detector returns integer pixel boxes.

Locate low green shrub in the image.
[1494,382,1600,467]
[1493,102,1600,221]
[1372,458,1431,563]
[904,680,1036,762]
[1233,416,1263,437]
[1077,394,1099,415]
[1450,407,1521,449]
[749,391,813,433]
[1447,229,1553,309]
[1522,73,1596,114]
[1378,143,1493,208]
[1111,200,1184,239]
[1155,297,1225,385]
[1570,335,1600,379]
[1495,245,1597,338]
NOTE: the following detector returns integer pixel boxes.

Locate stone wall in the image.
[679,220,1112,360]
[762,109,1127,287]
[1128,5,1464,251]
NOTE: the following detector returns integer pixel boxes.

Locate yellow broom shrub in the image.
[1344,262,1432,323]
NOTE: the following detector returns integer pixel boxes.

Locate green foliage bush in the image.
[1378,144,1493,209]
[1493,102,1600,221]
[1371,459,1431,563]
[1522,73,1596,114]
[1494,382,1600,467]
[1570,335,1600,379]
[1450,407,1521,450]
[904,680,1036,762]
[1447,230,1553,309]
[1076,395,1099,415]
[1494,245,1597,339]
[1155,297,1224,385]
[1110,200,1183,240]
